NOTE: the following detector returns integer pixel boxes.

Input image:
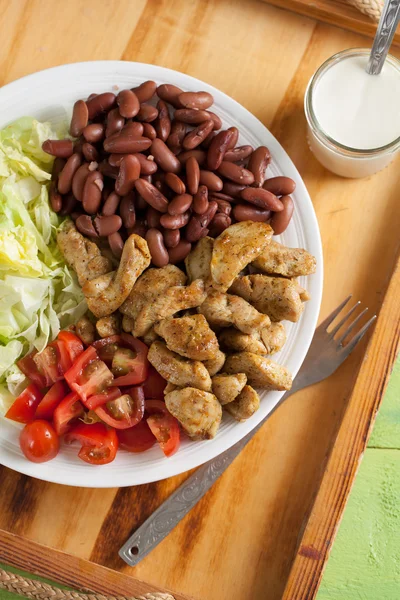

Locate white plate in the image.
[0,61,323,487]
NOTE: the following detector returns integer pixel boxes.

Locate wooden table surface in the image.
[1,2,400,600]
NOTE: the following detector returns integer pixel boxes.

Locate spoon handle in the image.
[367,0,400,75]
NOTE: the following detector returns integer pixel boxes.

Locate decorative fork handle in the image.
[366,0,400,75]
[119,388,293,566]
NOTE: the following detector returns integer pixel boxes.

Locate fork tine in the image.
[337,307,369,345]
[329,301,361,337]
[318,296,352,331]
[339,315,377,356]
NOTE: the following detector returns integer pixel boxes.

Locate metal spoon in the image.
[367,0,400,75]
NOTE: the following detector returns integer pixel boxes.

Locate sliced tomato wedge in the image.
[65,422,118,465]
[35,380,69,420]
[94,385,145,429]
[53,391,84,436]
[93,334,149,387]
[55,340,73,374]
[33,343,62,386]
[17,351,46,388]
[84,386,122,411]
[5,383,43,424]
[145,399,169,416]
[147,412,180,457]
[64,346,114,403]
[142,366,167,398]
[117,420,156,453]
[57,330,84,363]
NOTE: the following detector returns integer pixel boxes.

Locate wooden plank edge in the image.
[0,530,195,600]
[282,250,400,600]
[260,0,400,47]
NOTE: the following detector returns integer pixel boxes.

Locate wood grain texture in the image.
[1,1,400,599]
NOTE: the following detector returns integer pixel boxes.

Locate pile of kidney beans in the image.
[43,81,296,266]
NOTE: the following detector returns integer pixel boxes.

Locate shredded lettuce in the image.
[0,117,87,413]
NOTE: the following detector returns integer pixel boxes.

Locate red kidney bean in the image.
[248,146,271,187]
[102,191,120,216]
[199,170,223,191]
[108,153,124,167]
[168,240,192,264]
[122,121,144,137]
[103,134,152,153]
[132,80,157,103]
[51,157,66,181]
[154,100,171,142]
[165,172,186,195]
[135,192,148,211]
[146,229,169,267]
[146,206,162,228]
[94,214,122,236]
[70,211,83,221]
[186,201,218,242]
[263,176,296,196]
[168,193,193,216]
[163,228,180,249]
[167,120,187,154]
[209,191,234,202]
[178,91,214,110]
[134,178,169,213]
[76,215,98,237]
[207,129,236,170]
[108,231,124,258]
[218,161,254,185]
[98,160,119,179]
[208,213,232,236]
[58,153,82,194]
[174,109,212,124]
[87,93,97,102]
[106,108,125,138]
[72,163,91,201]
[182,120,214,151]
[178,149,206,166]
[201,131,216,149]
[224,145,254,162]
[160,211,190,229]
[115,154,141,195]
[210,197,232,215]
[86,92,116,119]
[193,185,209,214]
[151,138,181,174]
[133,152,158,175]
[117,89,140,118]
[74,137,85,155]
[157,84,184,108]
[70,100,89,137]
[222,181,246,198]
[83,123,105,143]
[82,143,99,162]
[42,139,73,158]
[207,111,222,130]
[49,182,62,212]
[136,104,159,122]
[142,123,157,140]
[120,192,136,228]
[59,193,77,216]
[270,195,294,234]
[186,156,200,195]
[82,170,103,214]
[226,127,238,149]
[233,203,271,222]
[240,187,283,211]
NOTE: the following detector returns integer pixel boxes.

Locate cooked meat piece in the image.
[120,265,187,320]
[143,328,159,346]
[260,322,287,354]
[76,315,95,345]
[210,221,273,292]
[252,240,316,277]
[164,382,178,395]
[230,275,307,322]
[185,236,214,284]
[225,385,260,421]
[133,279,206,338]
[148,341,212,391]
[224,352,292,390]
[154,314,219,361]
[211,373,247,405]
[165,387,222,439]
[57,221,112,287]
[122,315,135,333]
[294,280,311,302]
[199,291,270,334]
[203,349,226,376]
[83,235,151,318]
[219,329,267,355]
[96,314,121,338]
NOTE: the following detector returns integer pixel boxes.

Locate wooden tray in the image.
[1,2,400,599]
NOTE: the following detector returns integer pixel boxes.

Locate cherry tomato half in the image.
[20,420,60,463]
[35,380,69,420]
[65,422,118,465]
[6,384,43,424]
[117,420,156,453]
[147,412,180,457]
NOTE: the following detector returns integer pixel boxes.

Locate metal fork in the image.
[119,297,376,566]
